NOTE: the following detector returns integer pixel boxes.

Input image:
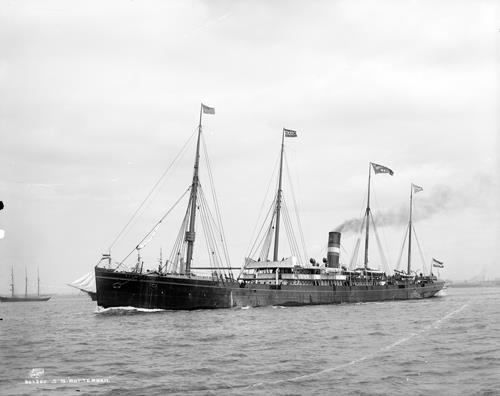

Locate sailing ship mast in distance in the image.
[1,267,51,302]
[11,266,14,297]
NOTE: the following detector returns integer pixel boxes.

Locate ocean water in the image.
[1,287,499,395]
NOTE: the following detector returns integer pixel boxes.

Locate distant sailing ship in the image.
[95,105,444,310]
[68,272,97,301]
[0,266,51,302]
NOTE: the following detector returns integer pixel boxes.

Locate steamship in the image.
[95,105,444,310]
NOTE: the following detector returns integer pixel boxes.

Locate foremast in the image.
[185,106,203,273]
[185,103,215,274]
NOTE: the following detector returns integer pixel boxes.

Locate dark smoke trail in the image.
[333,183,460,234]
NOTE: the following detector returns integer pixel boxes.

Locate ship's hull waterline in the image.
[95,268,444,310]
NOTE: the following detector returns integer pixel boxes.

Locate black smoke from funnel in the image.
[334,184,456,234]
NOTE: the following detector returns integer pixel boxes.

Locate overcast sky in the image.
[0,0,498,293]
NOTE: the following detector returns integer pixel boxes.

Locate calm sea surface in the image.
[1,287,499,395]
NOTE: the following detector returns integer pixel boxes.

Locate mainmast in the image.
[273,129,286,262]
[407,184,413,275]
[364,163,372,269]
[185,103,214,274]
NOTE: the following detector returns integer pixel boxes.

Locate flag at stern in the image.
[432,258,444,268]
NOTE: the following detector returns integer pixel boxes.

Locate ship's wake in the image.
[95,306,166,315]
[241,303,468,389]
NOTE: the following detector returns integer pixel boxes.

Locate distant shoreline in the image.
[447,280,500,288]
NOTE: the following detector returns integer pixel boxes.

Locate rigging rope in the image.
[198,186,232,278]
[349,214,366,269]
[201,134,232,270]
[115,186,191,270]
[370,212,390,273]
[166,200,191,273]
[284,151,309,260]
[245,153,281,256]
[370,189,394,270]
[411,224,428,275]
[396,223,409,271]
[282,196,303,264]
[107,130,197,253]
[248,195,276,260]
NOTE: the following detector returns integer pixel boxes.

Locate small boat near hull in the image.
[96,267,444,310]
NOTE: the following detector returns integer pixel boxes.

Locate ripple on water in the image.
[0,289,499,395]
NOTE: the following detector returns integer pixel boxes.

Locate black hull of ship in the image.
[0,296,51,302]
[96,267,444,310]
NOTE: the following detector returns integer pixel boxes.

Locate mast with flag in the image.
[408,183,423,274]
[185,103,215,274]
[364,162,394,269]
[273,128,297,261]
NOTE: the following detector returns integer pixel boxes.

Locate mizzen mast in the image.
[407,184,413,275]
[407,183,423,274]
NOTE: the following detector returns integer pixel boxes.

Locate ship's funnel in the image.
[327,231,341,268]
